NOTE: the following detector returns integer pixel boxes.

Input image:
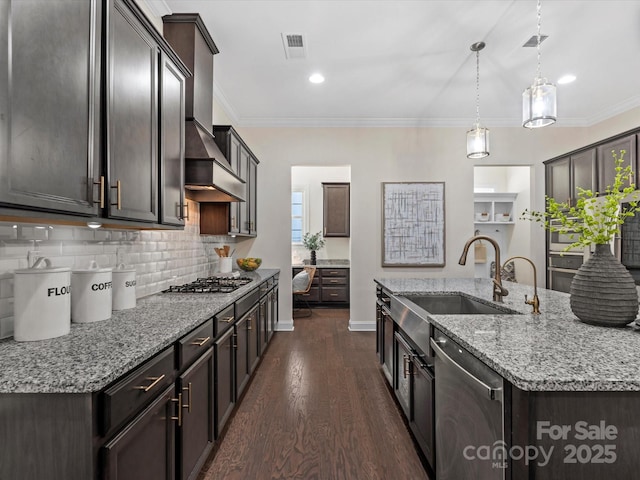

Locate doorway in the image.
[473,166,533,286]
[291,165,351,314]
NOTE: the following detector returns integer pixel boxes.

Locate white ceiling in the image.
[159,0,640,128]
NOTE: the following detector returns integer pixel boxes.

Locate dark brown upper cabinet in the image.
[597,133,638,192]
[545,150,596,208]
[159,52,187,226]
[0,0,101,216]
[105,0,160,223]
[323,182,350,237]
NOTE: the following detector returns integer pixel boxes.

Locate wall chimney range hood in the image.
[183,118,246,202]
[163,13,245,202]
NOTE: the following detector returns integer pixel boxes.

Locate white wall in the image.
[225,106,640,331]
[291,166,351,264]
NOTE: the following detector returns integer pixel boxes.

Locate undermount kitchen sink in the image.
[402,294,520,315]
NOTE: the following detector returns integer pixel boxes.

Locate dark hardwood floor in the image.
[197,308,430,480]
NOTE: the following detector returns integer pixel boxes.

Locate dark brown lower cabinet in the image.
[259,296,268,353]
[215,327,235,437]
[394,331,435,473]
[101,384,176,480]
[394,332,412,418]
[178,349,214,480]
[382,308,394,385]
[235,313,250,399]
[412,355,435,469]
[247,305,260,375]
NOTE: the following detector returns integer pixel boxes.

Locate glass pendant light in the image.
[467,42,489,159]
[522,0,557,128]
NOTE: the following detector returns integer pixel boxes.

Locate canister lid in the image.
[112,263,136,274]
[72,260,112,274]
[14,257,70,275]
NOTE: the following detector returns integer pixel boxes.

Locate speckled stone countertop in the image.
[293,259,349,267]
[0,269,279,394]
[375,277,640,392]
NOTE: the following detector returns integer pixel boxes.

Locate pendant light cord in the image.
[475,48,480,125]
[536,0,542,79]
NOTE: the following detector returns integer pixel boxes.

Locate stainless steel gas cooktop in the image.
[164,276,252,294]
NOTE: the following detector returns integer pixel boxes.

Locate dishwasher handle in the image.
[430,338,503,402]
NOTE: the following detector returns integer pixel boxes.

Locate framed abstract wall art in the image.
[382,182,445,267]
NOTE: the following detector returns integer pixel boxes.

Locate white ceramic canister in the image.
[112,264,136,310]
[14,257,71,341]
[71,261,113,323]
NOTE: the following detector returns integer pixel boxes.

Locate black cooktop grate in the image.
[164,276,252,294]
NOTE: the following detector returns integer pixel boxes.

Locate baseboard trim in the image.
[348,321,376,332]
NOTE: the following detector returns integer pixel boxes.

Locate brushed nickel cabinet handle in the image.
[220,316,234,323]
[182,382,192,413]
[111,180,121,210]
[190,336,210,347]
[93,176,105,208]
[179,202,189,220]
[134,374,165,392]
[171,392,183,426]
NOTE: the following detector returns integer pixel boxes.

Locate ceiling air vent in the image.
[281,33,307,59]
[523,34,548,47]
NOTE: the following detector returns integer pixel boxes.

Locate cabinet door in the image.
[247,306,260,374]
[238,147,251,235]
[235,314,250,399]
[214,327,235,437]
[259,298,268,353]
[159,53,186,226]
[0,0,101,216]
[178,349,214,480]
[102,384,176,480]
[546,156,571,204]
[597,134,638,191]
[106,0,158,222]
[382,310,394,385]
[394,332,412,418]
[323,183,350,237]
[229,134,241,178]
[248,156,258,235]
[571,149,596,201]
[411,359,435,469]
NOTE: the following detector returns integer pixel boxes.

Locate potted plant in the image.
[522,150,640,327]
[303,231,325,265]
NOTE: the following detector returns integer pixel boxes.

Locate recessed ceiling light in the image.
[309,73,325,84]
[557,74,576,85]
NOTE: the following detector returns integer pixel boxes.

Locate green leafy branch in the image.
[521,150,640,251]
[303,231,325,251]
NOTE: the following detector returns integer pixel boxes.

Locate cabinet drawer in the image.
[321,287,349,302]
[177,319,213,370]
[321,269,348,278]
[322,277,347,286]
[298,286,320,302]
[101,346,175,436]
[213,304,235,338]
[236,287,260,320]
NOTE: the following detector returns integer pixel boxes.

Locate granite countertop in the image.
[292,259,350,268]
[375,277,640,392]
[0,269,279,394]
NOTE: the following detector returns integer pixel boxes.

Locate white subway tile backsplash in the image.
[0,316,14,339]
[0,225,18,240]
[0,202,241,319]
[48,228,75,241]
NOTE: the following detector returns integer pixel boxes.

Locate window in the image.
[291,189,305,244]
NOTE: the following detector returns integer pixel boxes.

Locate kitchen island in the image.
[375,277,640,479]
[0,269,279,480]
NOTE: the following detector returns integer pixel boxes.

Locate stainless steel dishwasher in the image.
[431,329,506,480]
